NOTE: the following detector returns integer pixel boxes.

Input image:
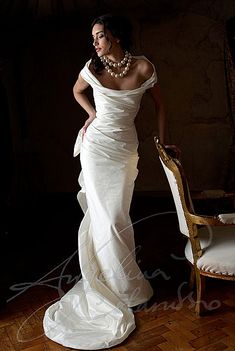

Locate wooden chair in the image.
[154,138,235,315]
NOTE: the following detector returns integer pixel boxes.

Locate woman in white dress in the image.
[43,13,177,350]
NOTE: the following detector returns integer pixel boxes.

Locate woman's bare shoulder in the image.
[133,57,154,80]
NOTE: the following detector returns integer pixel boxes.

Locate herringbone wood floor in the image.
[1,279,235,351]
[1,193,235,350]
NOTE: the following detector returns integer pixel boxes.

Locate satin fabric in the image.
[43,56,157,350]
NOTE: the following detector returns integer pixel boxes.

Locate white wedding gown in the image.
[43,57,157,350]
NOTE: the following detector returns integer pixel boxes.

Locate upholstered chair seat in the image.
[185,226,235,276]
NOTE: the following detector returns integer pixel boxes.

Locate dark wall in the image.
[1,1,235,202]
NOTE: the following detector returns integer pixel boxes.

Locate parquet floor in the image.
[1,193,235,350]
[1,279,235,351]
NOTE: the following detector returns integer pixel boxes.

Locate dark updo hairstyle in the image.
[91,13,133,74]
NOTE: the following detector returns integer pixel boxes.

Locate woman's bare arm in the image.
[73,74,96,118]
[149,84,166,144]
[73,73,96,136]
[138,60,166,144]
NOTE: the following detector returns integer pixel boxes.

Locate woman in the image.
[43,13,176,350]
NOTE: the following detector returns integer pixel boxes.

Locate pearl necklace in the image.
[100,51,132,78]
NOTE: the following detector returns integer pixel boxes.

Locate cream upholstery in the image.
[185,226,235,276]
[218,213,235,224]
[159,158,189,236]
[155,138,235,315]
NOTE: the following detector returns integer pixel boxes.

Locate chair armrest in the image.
[186,213,235,226]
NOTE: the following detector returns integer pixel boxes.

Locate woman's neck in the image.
[105,48,125,63]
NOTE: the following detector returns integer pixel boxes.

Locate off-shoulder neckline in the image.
[85,56,156,92]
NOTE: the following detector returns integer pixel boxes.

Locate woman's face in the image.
[92,23,115,57]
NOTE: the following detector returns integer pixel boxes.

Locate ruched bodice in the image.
[73,56,157,158]
[44,56,157,350]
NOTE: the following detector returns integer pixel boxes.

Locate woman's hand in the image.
[164,144,181,159]
[82,116,96,140]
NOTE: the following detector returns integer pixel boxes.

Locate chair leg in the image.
[195,270,206,316]
[188,264,195,290]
